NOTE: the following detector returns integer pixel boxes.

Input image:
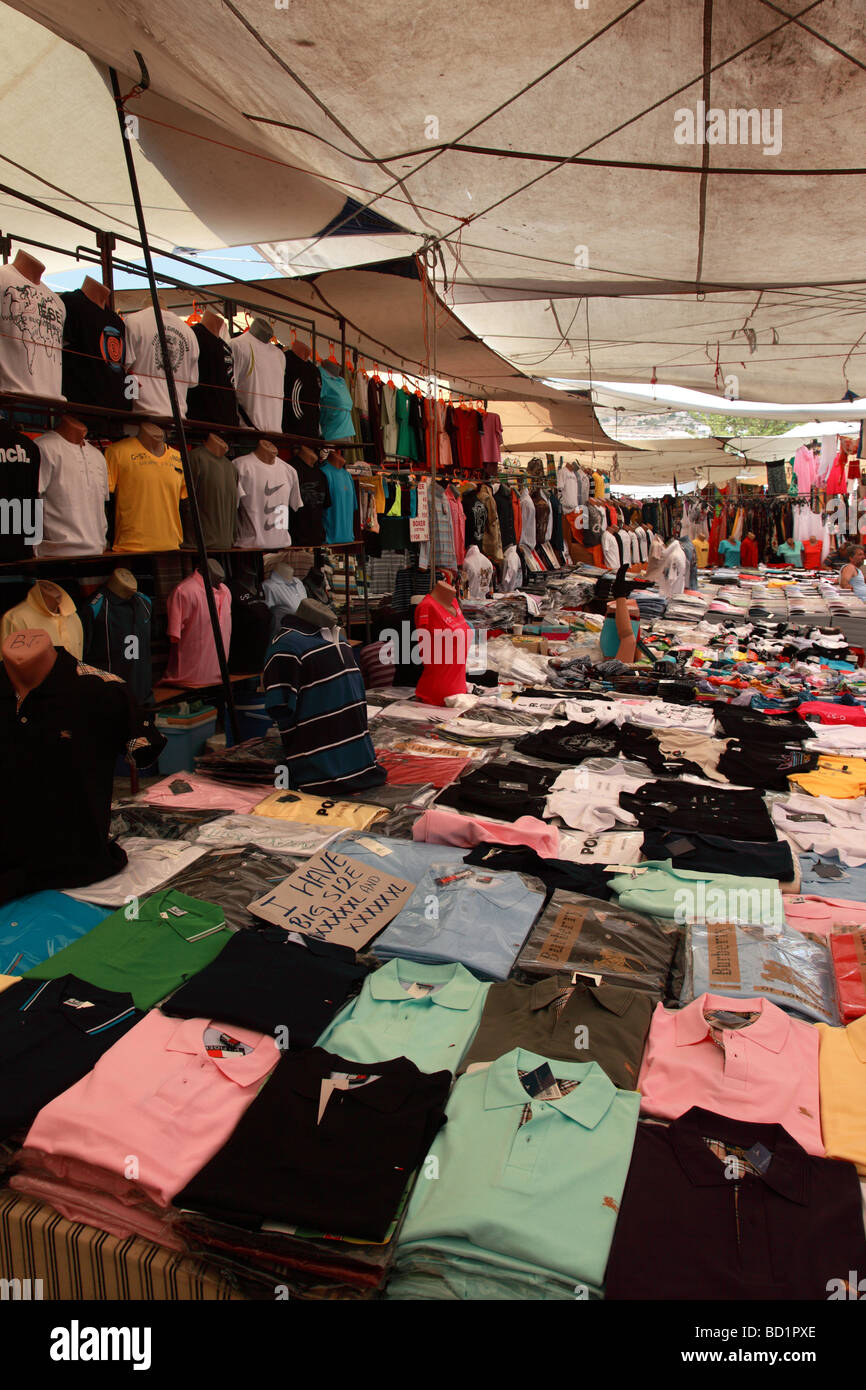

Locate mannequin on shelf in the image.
[289,442,330,546]
[186,431,239,551]
[320,448,356,546]
[59,274,132,411]
[186,307,239,427]
[36,411,110,559]
[234,437,301,550]
[0,578,83,657]
[231,315,285,433]
[80,275,110,309]
[104,421,187,553]
[263,555,307,635]
[0,628,166,904]
[162,557,232,687]
[0,249,65,398]
[79,567,154,705]
[122,289,199,417]
[282,335,322,438]
[413,575,473,706]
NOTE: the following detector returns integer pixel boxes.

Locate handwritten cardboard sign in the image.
[247,845,415,947]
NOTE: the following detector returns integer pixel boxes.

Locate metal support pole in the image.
[109,67,239,744]
[96,231,116,305]
[339,316,347,382]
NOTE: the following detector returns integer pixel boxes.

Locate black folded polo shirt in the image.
[0,974,142,1140]
[175,1048,450,1242]
[161,928,367,1044]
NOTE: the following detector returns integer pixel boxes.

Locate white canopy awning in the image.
[6,0,866,403]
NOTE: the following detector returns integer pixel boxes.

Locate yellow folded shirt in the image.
[789,755,866,799]
[816,1016,866,1175]
[251,789,388,829]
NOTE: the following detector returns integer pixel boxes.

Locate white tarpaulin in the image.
[5,0,866,402]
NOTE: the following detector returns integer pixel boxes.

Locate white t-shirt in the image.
[557,465,579,512]
[35,431,109,557]
[462,544,494,599]
[601,529,620,569]
[659,540,687,597]
[123,308,199,417]
[231,333,286,432]
[544,766,651,832]
[235,452,302,548]
[500,545,521,592]
[519,489,536,550]
[634,526,648,561]
[0,264,65,398]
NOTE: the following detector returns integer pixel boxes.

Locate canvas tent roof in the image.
[6,0,866,406]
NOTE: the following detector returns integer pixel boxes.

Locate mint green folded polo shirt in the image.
[396,1047,639,1292]
[607,861,784,927]
[316,958,489,1074]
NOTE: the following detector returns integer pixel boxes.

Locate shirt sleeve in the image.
[36,440,55,496]
[105,445,119,495]
[166,584,185,642]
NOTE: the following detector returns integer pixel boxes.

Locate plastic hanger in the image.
[328,340,338,363]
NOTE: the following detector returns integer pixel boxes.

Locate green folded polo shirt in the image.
[397,1047,640,1294]
[607,861,784,927]
[458,975,652,1090]
[25,890,231,1009]
[316,958,489,1074]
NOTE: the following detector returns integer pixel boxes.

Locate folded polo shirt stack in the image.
[816,1015,866,1172]
[390,1048,640,1300]
[683,920,839,1026]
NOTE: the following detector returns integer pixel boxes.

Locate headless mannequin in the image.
[137,422,166,457]
[431,578,457,608]
[2,629,57,701]
[295,444,318,468]
[37,580,64,615]
[11,249,45,286]
[289,339,312,362]
[107,567,138,599]
[326,450,346,469]
[80,275,111,310]
[249,317,274,344]
[254,439,278,464]
[203,432,228,458]
[201,308,225,338]
[56,414,88,446]
[271,561,295,582]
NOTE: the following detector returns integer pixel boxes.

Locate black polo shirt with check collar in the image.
[0,974,141,1140]
[0,647,165,903]
[175,1048,450,1241]
[605,1107,866,1300]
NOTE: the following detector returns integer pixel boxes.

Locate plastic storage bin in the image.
[155,703,217,775]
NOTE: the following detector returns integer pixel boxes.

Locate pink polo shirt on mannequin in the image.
[637,992,823,1156]
[164,570,232,685]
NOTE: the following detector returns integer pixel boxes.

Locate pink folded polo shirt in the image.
[784,896,866,936]
[412,807,560,857]
[637,992,823,1156]
[18,1011,280,1207]
[140,773,270,813]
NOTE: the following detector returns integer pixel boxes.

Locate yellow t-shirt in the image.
[592,470,605,500]
[251,789,388,829]
[105,435,187,552]
[692,537,709,567]
[789,755,866,799]
[816,1016,866,1175]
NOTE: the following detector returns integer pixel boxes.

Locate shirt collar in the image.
[29,582,74,619]
[847,1014,866,1063]
[675,993,790,1054]
[165,1016,278,1085]
[285,1047,418,1113]
[483,1048,616,1128]
[671,1106,810,1205]
[529,976,634,1017]
[17,975,138,1036]
[149,890,228,944]
[369,959,484,1011]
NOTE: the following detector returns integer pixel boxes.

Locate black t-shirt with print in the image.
[59,289,131,412]
[289,456,331,545]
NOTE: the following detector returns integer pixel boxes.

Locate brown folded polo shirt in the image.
[458,974,653,1090]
